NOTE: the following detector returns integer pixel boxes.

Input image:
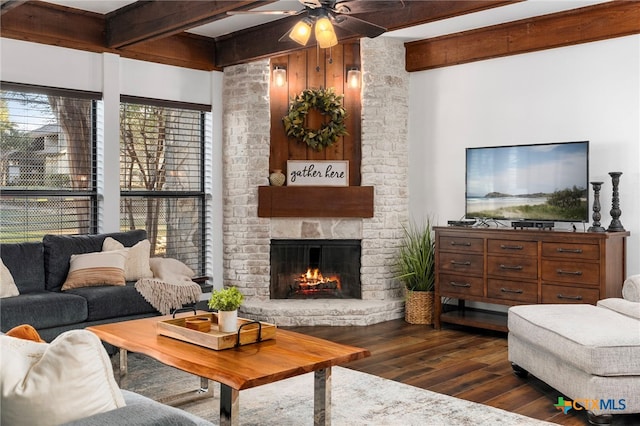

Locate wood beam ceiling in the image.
[2,1,637,71]
[0,0,516,70]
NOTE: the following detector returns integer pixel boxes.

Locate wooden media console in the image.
[434,226,629,332]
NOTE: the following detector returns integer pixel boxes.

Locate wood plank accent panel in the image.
[406,1,640,72]
[269,43,362,186]
[258,186,374,218]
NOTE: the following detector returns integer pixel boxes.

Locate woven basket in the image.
[404,290,434,325]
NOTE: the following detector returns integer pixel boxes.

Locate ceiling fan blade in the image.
[227,10,300,16]
[335,14,386,38]
[300,0,323,9]
[334,0,405,15]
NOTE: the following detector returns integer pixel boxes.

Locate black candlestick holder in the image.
[607,172,625,232]
[587,181,605,232]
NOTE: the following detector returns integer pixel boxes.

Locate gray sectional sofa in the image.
[2,230,216,425]
[0,230,159,341]
[62,390,214,426]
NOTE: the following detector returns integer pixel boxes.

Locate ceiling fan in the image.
[228,0,405,48]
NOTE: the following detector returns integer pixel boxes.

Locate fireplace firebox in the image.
[270,239,361,299]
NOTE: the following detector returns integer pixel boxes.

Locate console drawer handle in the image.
[450,241,471,247]
[556,269,583,276]
[500,244,523,250]
[450,260,471,266]
[557,294,583,300]
[499,264,524,271]
[557,248,583,254]
[500,287,524,294]
[449,281,471,288]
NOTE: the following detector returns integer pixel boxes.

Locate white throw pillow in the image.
[103,237,153,281]
[149,257,195,281]
[622,274,640,302]
[61,250,127,290]
[0,258,19,298]
[0,329,126,426]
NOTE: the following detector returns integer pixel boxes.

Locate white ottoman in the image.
[508,303,640,425]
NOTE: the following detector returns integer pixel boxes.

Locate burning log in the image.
[288,268,342,297]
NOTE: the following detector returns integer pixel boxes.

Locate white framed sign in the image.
[287,160,349,186]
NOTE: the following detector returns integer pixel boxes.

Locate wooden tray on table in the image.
[156,312,276,350]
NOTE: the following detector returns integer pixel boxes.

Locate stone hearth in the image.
[222,38,409,326]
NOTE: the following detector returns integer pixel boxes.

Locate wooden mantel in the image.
[258,186,374,218]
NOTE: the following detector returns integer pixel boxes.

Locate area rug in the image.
[121,353,552,426]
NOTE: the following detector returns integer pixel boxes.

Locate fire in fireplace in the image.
[270,239,361,299]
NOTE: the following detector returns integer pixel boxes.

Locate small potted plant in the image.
[208,286,244,333]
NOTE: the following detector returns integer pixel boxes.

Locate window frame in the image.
[119,95,210,275]
[0,82,100,240]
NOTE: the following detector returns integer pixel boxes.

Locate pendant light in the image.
[314,16,338,49]
[288,18,313,46]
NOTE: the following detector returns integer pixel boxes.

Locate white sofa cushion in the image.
[508,304,640,376]
[1,329,125,425]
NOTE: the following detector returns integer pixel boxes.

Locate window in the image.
[120,98,209,275]
[0,83,98,242]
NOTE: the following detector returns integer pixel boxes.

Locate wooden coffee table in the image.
[87,312,370,426]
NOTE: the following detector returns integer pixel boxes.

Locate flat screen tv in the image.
[465,141,589,222]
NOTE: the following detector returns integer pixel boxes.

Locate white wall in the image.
[1,38,224,285]
[408,35,640,276]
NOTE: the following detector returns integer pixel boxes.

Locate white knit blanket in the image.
[135,257,202,315]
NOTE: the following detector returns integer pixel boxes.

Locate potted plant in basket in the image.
[208,286,244,333]
[395,218,436,325]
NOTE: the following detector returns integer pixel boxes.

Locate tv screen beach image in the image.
[465,142,589,222]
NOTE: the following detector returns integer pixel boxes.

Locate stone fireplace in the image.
[221,38,409,326]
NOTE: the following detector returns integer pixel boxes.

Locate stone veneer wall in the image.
[360,37,410,302]
[222,38,410,325]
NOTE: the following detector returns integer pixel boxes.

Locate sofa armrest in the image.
[597,298,640,321]
[61,390,213,426]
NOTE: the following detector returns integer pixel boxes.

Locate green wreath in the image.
[283,87,348,151]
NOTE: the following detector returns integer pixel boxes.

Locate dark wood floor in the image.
[286,319,639,425]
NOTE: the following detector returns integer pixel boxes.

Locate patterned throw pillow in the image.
[103,237,153,281]
[61,250,127,290]
[0,258,19,298]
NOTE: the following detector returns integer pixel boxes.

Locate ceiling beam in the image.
[0,1,217,70]
[1,2,105,51]
[405,1,640,72]
[119,33,217,71]
[106,0,271,48]
[213,0,518,67]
